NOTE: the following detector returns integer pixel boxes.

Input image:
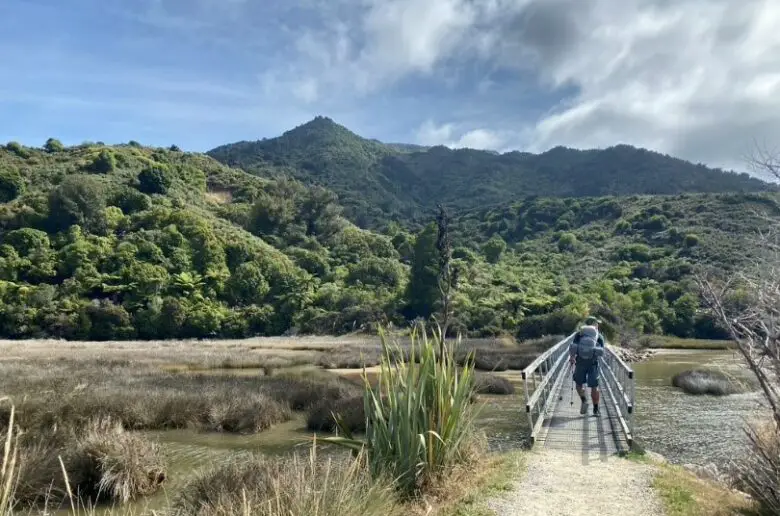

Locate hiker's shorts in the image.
[573,359,599,388]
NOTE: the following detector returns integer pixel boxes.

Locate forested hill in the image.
[1,137,778,342]
[207,116,773,229]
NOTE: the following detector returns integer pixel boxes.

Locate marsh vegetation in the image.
[0,329,531,514]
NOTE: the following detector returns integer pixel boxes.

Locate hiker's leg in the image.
[573,362,586,398]
[588,362,600,414]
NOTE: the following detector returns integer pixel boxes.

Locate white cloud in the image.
[276,0,780,171]
[415,120,513,151]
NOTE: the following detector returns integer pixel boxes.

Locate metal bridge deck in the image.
[523,335,636,455]
[535,368,630,455]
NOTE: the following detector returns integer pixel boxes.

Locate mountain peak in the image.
[282,116,356,140]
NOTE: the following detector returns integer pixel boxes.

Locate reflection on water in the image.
[633,349,768,466]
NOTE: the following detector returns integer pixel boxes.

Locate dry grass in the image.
[170,445,401,516]
[734,421,780,515]
[306,396,366,434]
[0,359,362,436]
[6,417,166,509]
[474,374,516,395]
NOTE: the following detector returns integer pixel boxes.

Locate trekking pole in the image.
[570,379,575,407]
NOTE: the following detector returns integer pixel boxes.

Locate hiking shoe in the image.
[580,400,587,415]
[593,405,600,417]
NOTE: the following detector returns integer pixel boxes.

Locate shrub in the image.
[324,325,483,496]
[44,138,64,153]
[171,447,399,516]
[557,232,577,252]
[138,166,172,195]
[671,369,742,396]
[88,150,116,174]
[474,374,515,395]
[5,142,30,158]
[0,169,24,202]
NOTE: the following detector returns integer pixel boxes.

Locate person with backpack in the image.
[569,316,605,416]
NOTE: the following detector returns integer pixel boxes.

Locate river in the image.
[632,348,767,466]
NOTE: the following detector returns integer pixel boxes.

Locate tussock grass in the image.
[5,416,166,508]
[474,374,516,395]
[171,445,400,516]
[307,396,366,434]
[671,369,743,396]
[324,325,485,497]
[0,361,360,435]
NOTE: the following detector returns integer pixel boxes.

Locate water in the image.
[63,350,768,514]
[633,349,768,466]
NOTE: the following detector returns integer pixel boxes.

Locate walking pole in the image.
[570,380,574,407]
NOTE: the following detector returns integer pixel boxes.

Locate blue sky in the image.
[2,0,779,173]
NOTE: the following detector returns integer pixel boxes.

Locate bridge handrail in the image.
[521,333,574,443]
[601,345,635,444]
[521,334,636,448]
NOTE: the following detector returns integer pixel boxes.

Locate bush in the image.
[324,325,483,496]
[88,150,116,174]
[138,166,172,195]
[671,369,741,396]
[0,169,24,202]
[171,447,399,516]
[44,138,64,153]
[474,374,515,395]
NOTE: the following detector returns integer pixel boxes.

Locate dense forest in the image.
[0,128,776,341]
[207,116,773,229]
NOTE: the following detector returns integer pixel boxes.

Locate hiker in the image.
[569,316,605,416]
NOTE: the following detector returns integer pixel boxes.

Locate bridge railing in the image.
[521,334,635,447]
[600,344,635,447]
[521,334,573,444]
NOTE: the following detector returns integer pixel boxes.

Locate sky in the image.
[2,0,780,173]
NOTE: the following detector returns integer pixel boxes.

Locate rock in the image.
[645,451,668,464]
[608,346,656,364]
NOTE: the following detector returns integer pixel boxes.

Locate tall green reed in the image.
[323,323,480,496]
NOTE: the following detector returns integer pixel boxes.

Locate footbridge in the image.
[522,334,635,455]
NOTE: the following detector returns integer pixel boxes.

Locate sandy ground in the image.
[487,449,664,516]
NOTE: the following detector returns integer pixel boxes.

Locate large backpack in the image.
[574,325,602,362]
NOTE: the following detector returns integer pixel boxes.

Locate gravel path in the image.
[487,449,665,516]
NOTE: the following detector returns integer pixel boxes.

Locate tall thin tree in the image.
[435,203,458,346]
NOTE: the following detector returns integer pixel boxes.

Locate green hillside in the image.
[207,117,773,229]
[1,137,776,341]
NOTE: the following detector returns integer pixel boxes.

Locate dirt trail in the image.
[487,449,664,516]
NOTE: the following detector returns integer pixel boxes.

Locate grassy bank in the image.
[640,336,736,350]
[627,453,755,516]
[438,451,525,516]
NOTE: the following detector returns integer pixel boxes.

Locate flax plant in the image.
[323,323,480,496]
